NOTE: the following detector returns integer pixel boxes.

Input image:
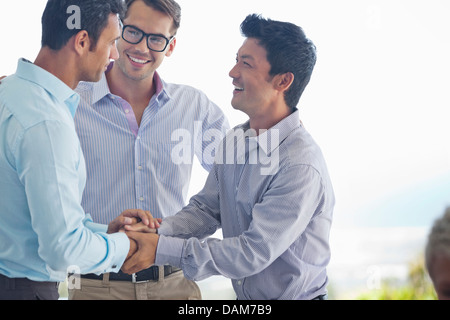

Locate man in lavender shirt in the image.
[124,14,335,300]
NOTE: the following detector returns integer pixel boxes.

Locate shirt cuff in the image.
[157,222,172,236]
[155,235,184,268]
[84,214,130,274]
[104,232,130,273]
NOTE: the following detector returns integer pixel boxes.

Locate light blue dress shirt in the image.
[74,63,229,224]
[0,59,129,282]
[155,110,335,300]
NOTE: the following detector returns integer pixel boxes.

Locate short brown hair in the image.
[125,0,181,34]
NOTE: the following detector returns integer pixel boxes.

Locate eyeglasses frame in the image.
[121,24,175,52]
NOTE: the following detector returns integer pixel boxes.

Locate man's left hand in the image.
[107,209,160,234]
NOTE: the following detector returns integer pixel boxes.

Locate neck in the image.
[106,64,155,106]
[34,47,79,89]
[249,103,292,133]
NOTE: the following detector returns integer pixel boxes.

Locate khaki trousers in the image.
[68,270,201,300]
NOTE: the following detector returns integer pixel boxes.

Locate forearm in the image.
[159,169,221,239]
[155,233,272,281]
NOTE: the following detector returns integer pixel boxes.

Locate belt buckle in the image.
[131,273,148,284]
[132,271,154,284]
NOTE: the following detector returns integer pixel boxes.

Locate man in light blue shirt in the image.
[0,0,155,300]
[124,14,335,300]
[69,0,229,300]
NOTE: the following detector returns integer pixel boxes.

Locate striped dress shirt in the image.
[155,110,335,300]
[74,63,229,223]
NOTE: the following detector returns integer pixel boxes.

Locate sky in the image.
[1,0,450,231]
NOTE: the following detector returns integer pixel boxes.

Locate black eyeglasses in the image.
[121,25,174,52]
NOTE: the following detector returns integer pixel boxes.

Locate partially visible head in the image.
[115,0,181,81]
[239,14,317,110]
[425,207,450,300]
[125,0,181,34]
[41,0,126,51]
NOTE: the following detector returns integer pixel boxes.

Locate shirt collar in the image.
[238,109,301,155]
[15,58,80,117]
[91,67,111,104]
[91,61,169,104]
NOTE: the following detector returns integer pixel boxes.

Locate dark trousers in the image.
[0,273,59,300]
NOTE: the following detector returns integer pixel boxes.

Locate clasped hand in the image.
[108,209,161,274]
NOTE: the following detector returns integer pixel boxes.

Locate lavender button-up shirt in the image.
[156,110,335,300]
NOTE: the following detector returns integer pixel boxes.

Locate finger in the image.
[122,250,150,274]
[121,256,137,274]
[123,217,133,225]
[124,223,157,233]
[122,209,154,228]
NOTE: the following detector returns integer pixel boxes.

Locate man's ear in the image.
[274,72,294,92]
[73,30,91,56]
[165,37,176,58]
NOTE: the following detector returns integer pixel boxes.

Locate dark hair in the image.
[426,207,450,275]
[125,0,181,34]
[41,0,126,51]
[240,14,317,110]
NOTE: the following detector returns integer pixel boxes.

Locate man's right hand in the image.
[122,232,159,274]
[126,237,138,261]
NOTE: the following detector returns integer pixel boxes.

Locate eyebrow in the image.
[109,35,120,44]
[236,54,255,61]
[125,24,170,38]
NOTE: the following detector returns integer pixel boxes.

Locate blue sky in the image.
[342,171,450,228]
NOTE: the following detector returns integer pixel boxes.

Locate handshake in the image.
[107,209,162,275]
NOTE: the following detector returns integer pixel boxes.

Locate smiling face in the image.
[114,0,175,81]
[229,38,278,118]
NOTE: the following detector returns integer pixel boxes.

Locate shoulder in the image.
[163,80,225,119]
[0,75,62,128]
[279,126,328,176]
[75,81,95,94]
[164,81,210,101]
[75,81,95,101]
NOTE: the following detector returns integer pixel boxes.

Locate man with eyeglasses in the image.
[122,24,175,54]
[68,0,229,300]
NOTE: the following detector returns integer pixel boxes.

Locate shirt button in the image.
[139,197,144,201]
[138,165,143,170]
[125,109,130,114]
[237,280,242,285]
[137,136,141,140]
